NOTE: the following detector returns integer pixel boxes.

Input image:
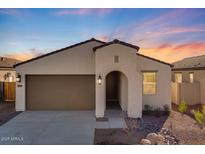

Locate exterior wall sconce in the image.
[16,73,21,82]
[8,76,13,82]
[97,75,102,85]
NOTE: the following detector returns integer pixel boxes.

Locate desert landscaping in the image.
[95,104,205,145]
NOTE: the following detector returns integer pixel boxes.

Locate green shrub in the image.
[163,104,170,115]
[153,107,162,117]
[178,100,188,114]
[192,109,205,127]
[201,104,205,116]
[144,104,153,115]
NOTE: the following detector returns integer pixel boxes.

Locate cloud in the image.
[109,9,205,45]
[5,48,43,61]
[55,8,112,16]
[96,35,110,42]
[139,42,205,63]
[137,9,185,28]
[0,9,21,16]
[146,26,205,37]
[7,42,18,46]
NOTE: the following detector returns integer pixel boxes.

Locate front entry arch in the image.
[95,42,143,118]
[105,71,128,110]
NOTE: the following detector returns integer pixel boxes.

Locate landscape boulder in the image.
[146,133,158,144]
[146,133,165,145]
[140,139,151,145]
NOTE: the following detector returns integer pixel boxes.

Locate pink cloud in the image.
[173,42,205,51]
[146,26,205,37]
[5,48,43,61]
[55,8,112,16]
[109,10,187,45]
[137,9,185,28]
[96,35,110,42]
[140,42,205,63]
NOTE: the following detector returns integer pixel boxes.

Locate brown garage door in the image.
[26,75,95,110]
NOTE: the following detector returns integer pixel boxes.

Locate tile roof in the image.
[0,56,21,68]
[93,39,140,51]
[172,55,205,71]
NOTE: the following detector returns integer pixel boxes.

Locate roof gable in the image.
[0,57,21,68]
[14,38,105,67]
[93,39,140,51]
[137,53,173,67]
[172,55,205,70]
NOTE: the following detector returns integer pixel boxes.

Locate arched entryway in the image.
[105,71,128,111]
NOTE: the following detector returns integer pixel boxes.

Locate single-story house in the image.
[14,38,172,118]
[172,55,205,105]
[0,57,20,101]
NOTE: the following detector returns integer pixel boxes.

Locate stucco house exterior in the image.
[0,57,19,82]
[172,55,205,105]
[0,57,20,101]
[14,38,172,118]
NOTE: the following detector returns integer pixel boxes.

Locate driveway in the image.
[0,110,126,145]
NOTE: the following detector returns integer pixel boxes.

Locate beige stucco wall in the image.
[15,41,103,111]
[137,55,172,110]
[171,82,200,105]
[119,73,128,111]
[0,69,16,82]
[16,41,103,74]
[171,82,179,104]
[172,70,205,104]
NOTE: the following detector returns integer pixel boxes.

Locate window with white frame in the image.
[143,72,157,95]
[175,73,182,83]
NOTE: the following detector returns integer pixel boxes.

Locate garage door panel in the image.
[26,75,95,110]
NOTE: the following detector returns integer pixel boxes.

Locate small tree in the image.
[178,100,188,114]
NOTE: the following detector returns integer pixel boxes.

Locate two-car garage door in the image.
[26,75,95,110]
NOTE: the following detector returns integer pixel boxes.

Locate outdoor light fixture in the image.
[16,73,21,82]
[8,76,13,82]
[97,75,102,85]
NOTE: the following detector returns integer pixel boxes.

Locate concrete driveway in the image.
[0,110,126,145]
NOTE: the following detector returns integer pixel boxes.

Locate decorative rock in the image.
[140,139,151,145]
[125,118,180,145]
[155,134,165,145]
[158,128,180,145]
[146,133,158,144]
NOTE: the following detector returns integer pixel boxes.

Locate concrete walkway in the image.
[0,110,126,145]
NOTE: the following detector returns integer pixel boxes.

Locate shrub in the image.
[153,107,162,117]
[192,109,205,127]
[178,100,188,114]
[163,104,170,115]
[144,104,153,115]
[201,104,205,115]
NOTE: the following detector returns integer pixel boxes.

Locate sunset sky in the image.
[0,8,205,63]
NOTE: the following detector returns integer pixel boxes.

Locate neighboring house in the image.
[172,55,205,105]
[0,57,20,101]
[14,38,172,118]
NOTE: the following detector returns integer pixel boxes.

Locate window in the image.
[143,72,157,95]
[189,72,194,83]
[175,73,182,83]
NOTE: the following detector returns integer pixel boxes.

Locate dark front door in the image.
[106,71,121,109]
